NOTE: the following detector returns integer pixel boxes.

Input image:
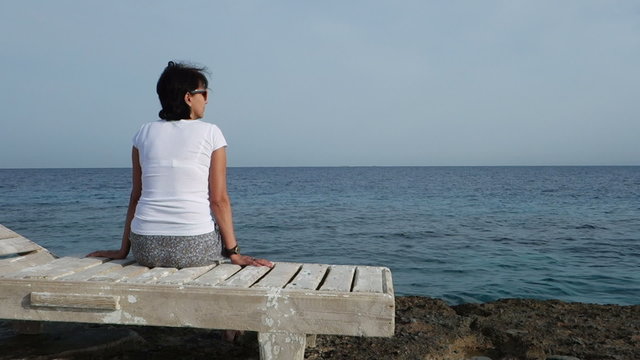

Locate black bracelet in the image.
[224,245,240,256]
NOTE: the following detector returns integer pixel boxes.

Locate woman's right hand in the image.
[86,249,128,259]
[229,254,273,268]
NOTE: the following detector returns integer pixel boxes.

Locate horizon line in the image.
[1,164,639,170]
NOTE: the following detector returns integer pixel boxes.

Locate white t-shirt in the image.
[130,120,228,236]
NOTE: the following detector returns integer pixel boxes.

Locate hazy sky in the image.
[1,1,639,167]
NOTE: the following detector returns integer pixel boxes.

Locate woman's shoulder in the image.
[196,119,222,128]
[138,119,165,129]
[194,120,225,134]
[132,120,164,139]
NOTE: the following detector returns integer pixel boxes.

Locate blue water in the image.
[1,167,639,305]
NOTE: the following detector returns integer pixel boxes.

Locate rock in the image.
[505,328,528,336]
[451,298,639,360]
[1,297,638,359]
[0,322,144,359]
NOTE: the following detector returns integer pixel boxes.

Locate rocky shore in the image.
[1,296,638,359]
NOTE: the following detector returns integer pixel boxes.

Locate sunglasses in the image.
[189,89,208,100]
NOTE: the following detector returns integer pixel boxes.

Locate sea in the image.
[1,166,638,306]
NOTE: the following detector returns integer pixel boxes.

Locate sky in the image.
[1,1,639,168]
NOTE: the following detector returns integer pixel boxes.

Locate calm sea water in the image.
[1,167,638,305]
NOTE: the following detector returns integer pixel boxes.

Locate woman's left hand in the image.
[229,254,273,267]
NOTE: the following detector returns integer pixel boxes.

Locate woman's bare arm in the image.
[209,147,272,267]
[87,147,141,258]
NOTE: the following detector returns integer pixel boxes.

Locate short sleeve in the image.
[210,124,228,152]
[132,123,146,149]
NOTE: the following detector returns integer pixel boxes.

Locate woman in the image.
[88,61,272,270]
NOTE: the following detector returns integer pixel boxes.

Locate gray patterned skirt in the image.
[130,229,224,268]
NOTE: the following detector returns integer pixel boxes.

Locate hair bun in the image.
[168,61,176,67]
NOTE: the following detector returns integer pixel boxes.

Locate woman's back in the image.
[131,119,227,236]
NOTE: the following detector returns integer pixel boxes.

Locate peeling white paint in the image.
[265,287,285,310]
[258,332,305,359]
[101,311,122,323]
[127,295,137,303]
[101,310,147,325]
[262,287,296,330]
[264,317,274,327]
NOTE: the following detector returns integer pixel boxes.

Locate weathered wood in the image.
[382,267,394,296]
[0,279,395,336]
[352,266,383,293]
[0,223,395,354]
[3,257,107,280]
[0,225,20,240]
[319,265,355,292]
[0,237,42,256]
[156,264,217,285]
[306,334,317,348]
[220,265,270,288]
[190,263,241,286]
[0,251,56,275]
[124,267,178,284]
[285,263,328,290]
[253,262,301,289]
[258,332,306,360]
[58,258,137,281]
[88,264,149,282]
[30,292,120,311]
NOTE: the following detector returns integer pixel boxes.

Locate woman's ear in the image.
[184,92,192,106]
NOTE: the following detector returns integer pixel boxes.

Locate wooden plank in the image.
[0,237,42,256]
[306,334,317,348]
[258,332,306,360]
[30,292,120,311]
[88,264,149,282]
[156,264,217,285]
[123,267,178,284]
[58,258,137,281]
[285,263,328,290]
[219,266,270,288]
[252,262,301,289]
[352,266,383,293]
[0,279,395,337]
[0,251,56,275]
[3,257,107,280]
[319,265,355,292]
[0,224,20,240]
[382,267,394,296]
[189,263,241,286]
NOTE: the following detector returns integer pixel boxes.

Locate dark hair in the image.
[156,61,209,120]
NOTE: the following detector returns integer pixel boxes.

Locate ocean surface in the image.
[1,166,638,305]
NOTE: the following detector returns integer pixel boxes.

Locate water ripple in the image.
[2,166,639,305]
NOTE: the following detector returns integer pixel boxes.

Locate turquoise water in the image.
[1,166,638,305]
